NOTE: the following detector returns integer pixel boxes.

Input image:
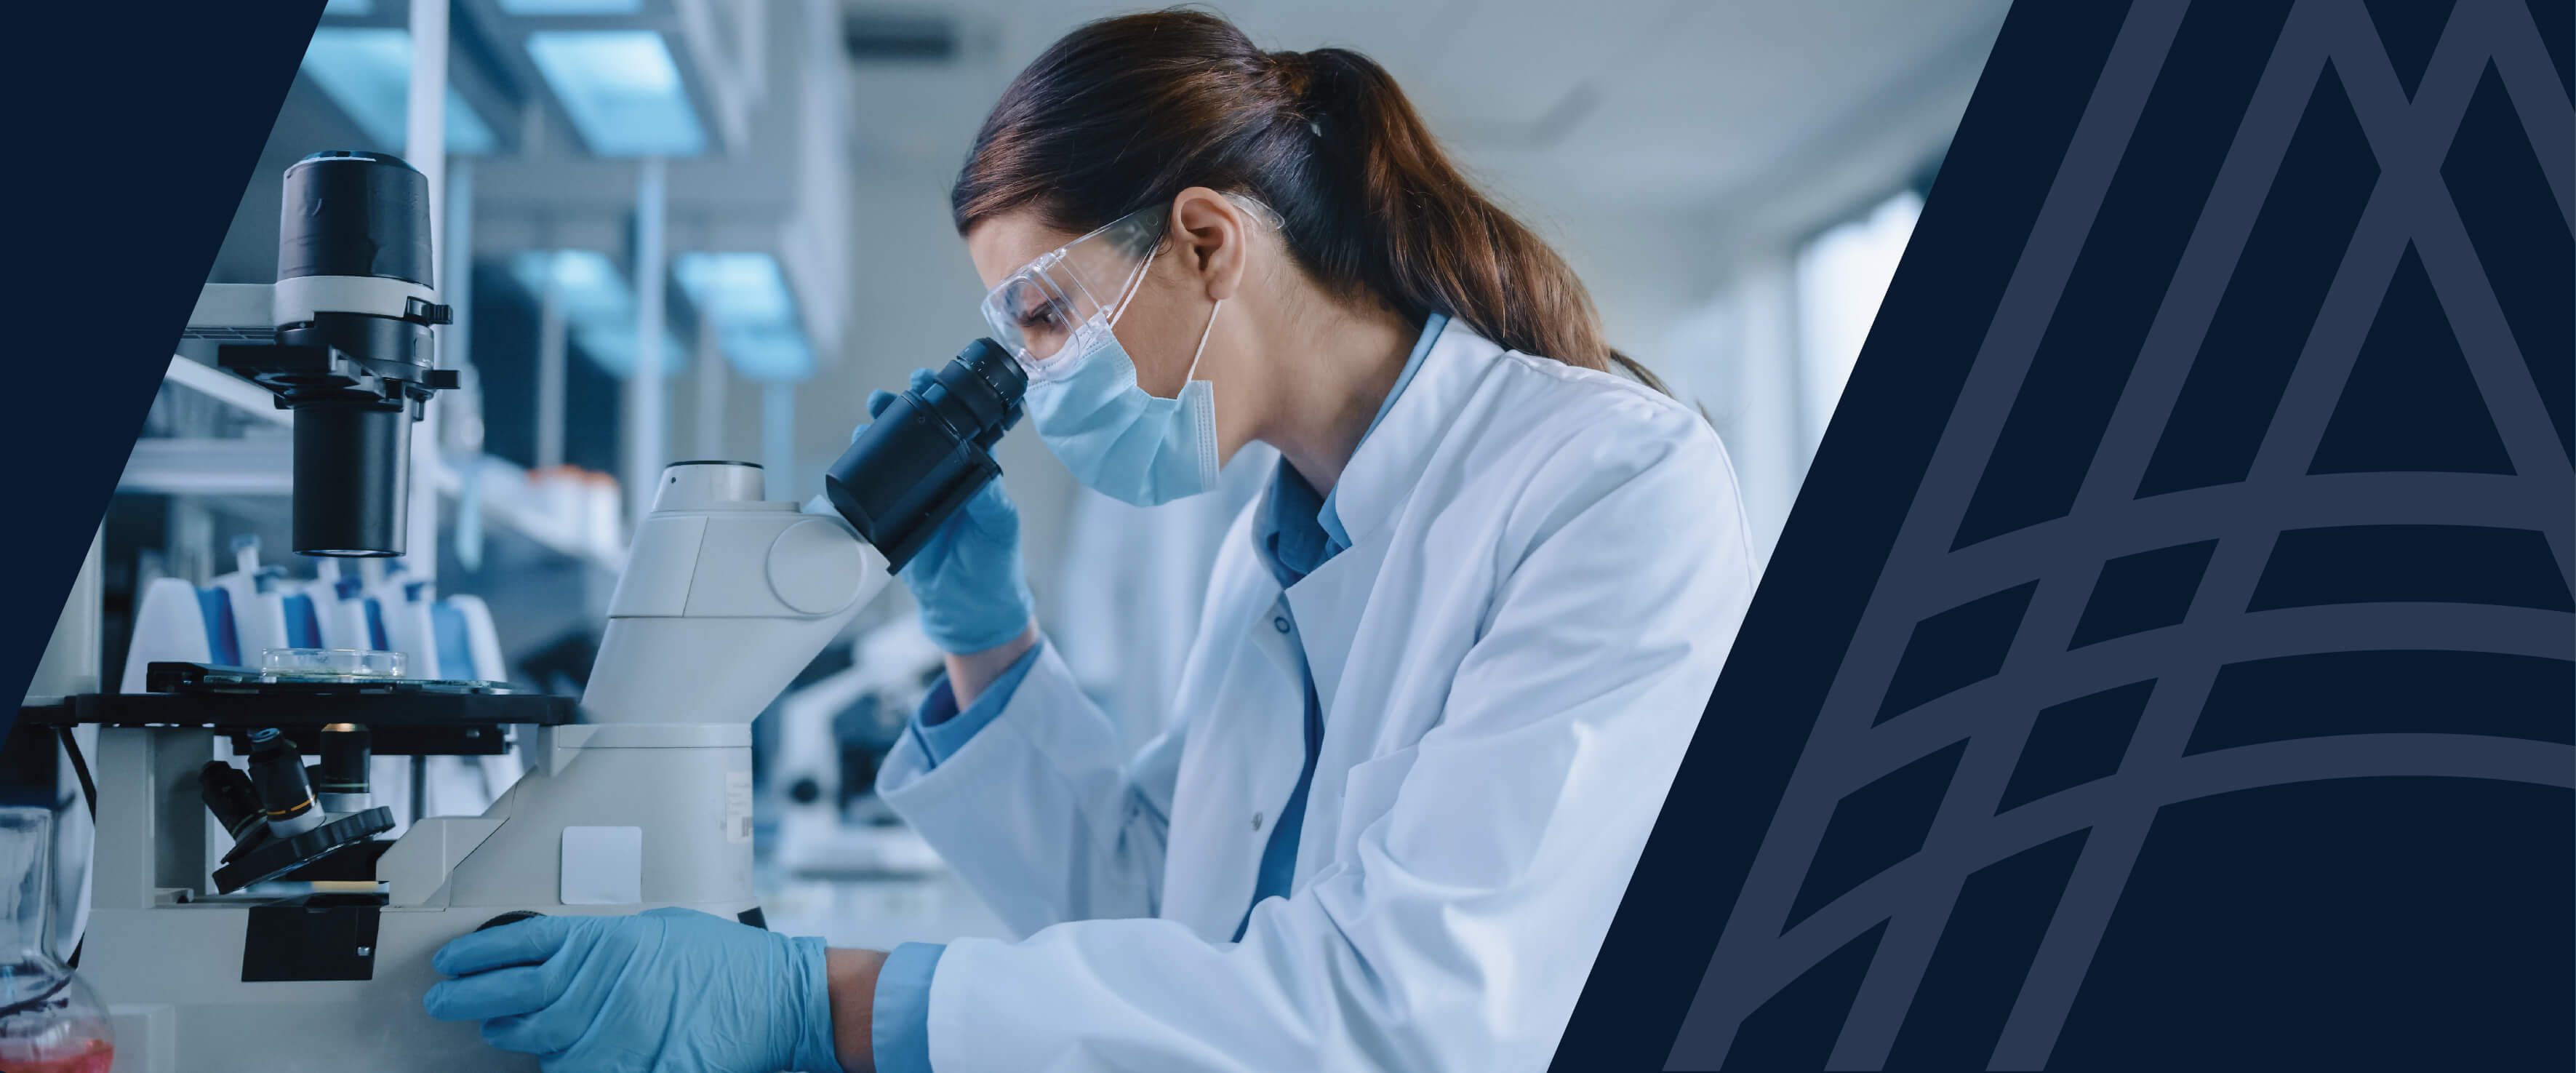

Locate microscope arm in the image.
[580,492,892,728]
[410,462,895,913]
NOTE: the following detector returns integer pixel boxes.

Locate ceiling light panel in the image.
[673,251,815,382]
[301,28,500,155]
[510,250,689,379]
[497,0,643,12]
[524,30,706,157]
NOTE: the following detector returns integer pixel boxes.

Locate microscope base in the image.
[86,897,761,1073]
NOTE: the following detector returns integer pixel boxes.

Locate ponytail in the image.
[953,9,1665,393]
[1285,49,1665,391]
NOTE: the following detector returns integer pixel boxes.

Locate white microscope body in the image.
[80,462,890,1072]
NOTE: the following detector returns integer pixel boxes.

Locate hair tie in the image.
[1271,50,1326,138]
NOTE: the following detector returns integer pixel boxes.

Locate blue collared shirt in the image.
[871,313,1448,1073]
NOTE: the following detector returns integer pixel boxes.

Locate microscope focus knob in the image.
[769,518,868,615]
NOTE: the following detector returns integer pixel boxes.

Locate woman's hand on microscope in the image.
[424,907,849,1072]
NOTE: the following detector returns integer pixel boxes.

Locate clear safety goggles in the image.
[978,195,1283,381]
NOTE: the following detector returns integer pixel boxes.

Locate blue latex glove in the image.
[423,908,844,1073]
[863,367,1035,653]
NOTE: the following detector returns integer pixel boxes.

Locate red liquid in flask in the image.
[0,1037,114,1073]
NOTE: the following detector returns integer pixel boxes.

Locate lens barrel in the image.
[246,729,324,838]
[316,723,374,813]
[823,338,1028,573]
[199,762,265,842]
[289,399,411,557]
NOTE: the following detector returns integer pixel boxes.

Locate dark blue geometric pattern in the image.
[1623,1,2575,1068]
[2067,541,2216,648]
[1786,741,1969,929]
[1996,680,2155,813]
[1874,584,2038,725]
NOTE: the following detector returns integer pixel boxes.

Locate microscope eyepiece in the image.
[823,338,1028,573]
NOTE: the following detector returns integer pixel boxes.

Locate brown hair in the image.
[951,9,1665,391]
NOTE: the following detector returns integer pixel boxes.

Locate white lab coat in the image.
[1047,440,1280,753]
[875,322,1757,1071]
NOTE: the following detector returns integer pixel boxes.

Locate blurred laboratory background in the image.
[25,0,2005,952]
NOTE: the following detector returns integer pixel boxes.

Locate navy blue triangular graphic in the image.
[2361,0,2463,98]
[1946,0,2292,551]
[2308,247,2516,474]
[2442,62,2573,462]
[1559,0,2576,1067]
[2135,61,2379,498]
[0,4,330,719]
[2519,0,2572,100]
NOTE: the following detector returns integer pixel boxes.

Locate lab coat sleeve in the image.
[908,640,1044,766]
[876,637,1185,935]
[871,941,945,1073]
[914,410,1756,1072]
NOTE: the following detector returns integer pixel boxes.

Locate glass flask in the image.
[0,807,111,1073]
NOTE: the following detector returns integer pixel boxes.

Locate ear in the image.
[1167,186,1252,303]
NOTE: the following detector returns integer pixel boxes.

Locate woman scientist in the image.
[426,9,1755,1071]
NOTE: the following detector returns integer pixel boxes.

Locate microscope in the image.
[17,151,1027,1071]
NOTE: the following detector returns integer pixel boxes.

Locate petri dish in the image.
[261,648,407,679]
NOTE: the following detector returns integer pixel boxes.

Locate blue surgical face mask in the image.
[1024,292,1223,507]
